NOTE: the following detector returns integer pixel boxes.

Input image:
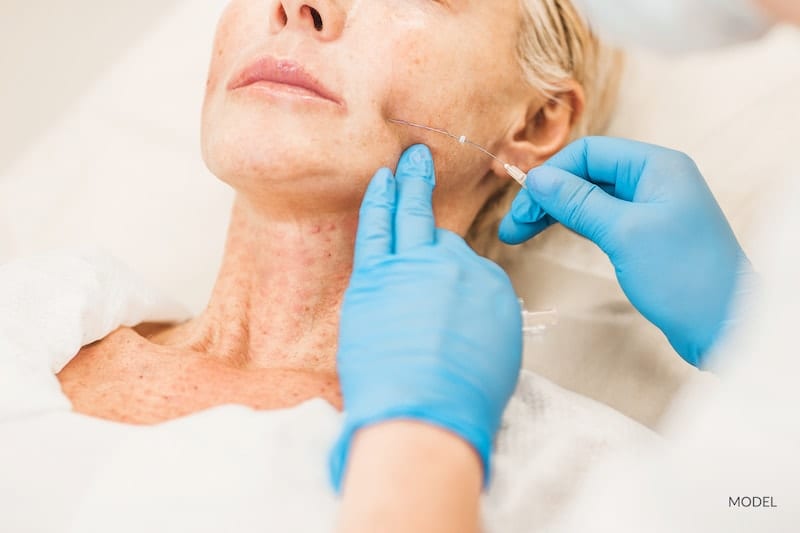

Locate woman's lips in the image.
[227,56,344,107]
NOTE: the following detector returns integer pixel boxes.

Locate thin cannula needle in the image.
[388,118,502,162]
[387,119,462,144]
[388,118,528,187]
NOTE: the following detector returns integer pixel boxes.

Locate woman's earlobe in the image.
[493,83,586,174]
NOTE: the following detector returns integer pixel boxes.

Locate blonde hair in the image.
[465,0,623,264]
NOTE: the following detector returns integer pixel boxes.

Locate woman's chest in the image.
[56,330,342,425]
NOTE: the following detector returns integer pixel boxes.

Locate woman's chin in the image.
[204,134,323,177]
[204,152,349,198]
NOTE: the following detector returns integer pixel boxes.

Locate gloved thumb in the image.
[527,166,625,252]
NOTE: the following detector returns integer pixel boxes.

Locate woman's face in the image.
[202,0,534,214]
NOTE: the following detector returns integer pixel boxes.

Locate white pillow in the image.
[0,1,231,313]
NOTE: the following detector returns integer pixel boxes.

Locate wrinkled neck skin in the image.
[151,160,489,374]
[151,193,358,374]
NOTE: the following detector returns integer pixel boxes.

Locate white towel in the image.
[0,247,191,421]
[0,249,656,532]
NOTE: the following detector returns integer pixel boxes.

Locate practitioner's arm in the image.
[338,421,482,533]
[330,145,522,529]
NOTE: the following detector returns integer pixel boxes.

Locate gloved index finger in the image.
[543,136,663,202]
[394,144,436,253]
[354,167,397,269]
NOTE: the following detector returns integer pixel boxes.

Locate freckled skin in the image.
[59,328,342,425]
[57,0,549,426]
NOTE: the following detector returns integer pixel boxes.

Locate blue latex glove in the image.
[499,137,752,367]
[330,145,523,492]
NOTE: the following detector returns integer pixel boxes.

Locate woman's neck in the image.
[154,194,359,373]
[151,173,491,373]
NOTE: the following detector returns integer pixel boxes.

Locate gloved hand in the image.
[499,137,752,367]
[330,145,523,492]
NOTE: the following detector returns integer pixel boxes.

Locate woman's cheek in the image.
[207,1,266,95]
[205,7,241,95]
[381,38,456,126]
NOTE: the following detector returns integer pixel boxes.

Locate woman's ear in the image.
[491,81,585,176]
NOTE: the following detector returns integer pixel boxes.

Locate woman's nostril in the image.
[278,5,288,26]
[309,7,324,31]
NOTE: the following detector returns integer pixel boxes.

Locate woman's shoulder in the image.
[0,248,192,420]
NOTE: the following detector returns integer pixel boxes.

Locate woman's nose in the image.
[270,0,347,41]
